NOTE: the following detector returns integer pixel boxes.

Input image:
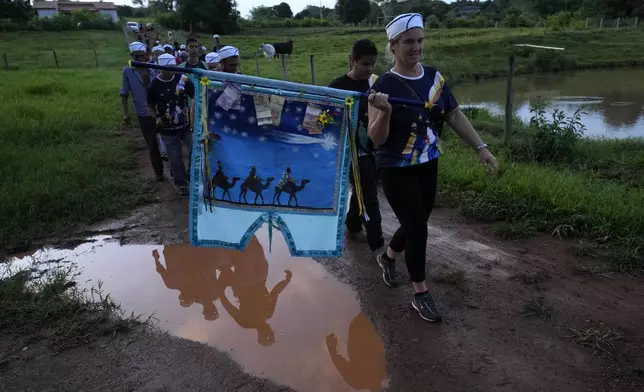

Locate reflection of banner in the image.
[189,72,361,257]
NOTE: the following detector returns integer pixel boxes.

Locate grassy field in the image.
[2,27,644,84]
[1,27,644,269]
[0,70,148,248]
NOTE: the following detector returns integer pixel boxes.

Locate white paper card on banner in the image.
[254,95,272,126]
[303,103,323,134]
[216,83,241,111]
[270,95,285,127]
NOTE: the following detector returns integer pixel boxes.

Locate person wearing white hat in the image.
[151,45,164,63]
[217,46,241,74]
[121,41,165,182]
[212,34,222,52]
[163,44,174,55]
[366,13,498,323]
[147,53,196,196]
[204,52,220,70]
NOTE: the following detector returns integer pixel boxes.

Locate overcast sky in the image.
[110,0,338,19]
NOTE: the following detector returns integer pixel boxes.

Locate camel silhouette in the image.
[212,176,241,201]
[239,177,275,205]
[273,179,311,207]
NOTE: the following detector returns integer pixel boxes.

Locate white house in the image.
[33,1,119,22]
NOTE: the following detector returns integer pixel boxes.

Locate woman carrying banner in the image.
[367,13,498,323]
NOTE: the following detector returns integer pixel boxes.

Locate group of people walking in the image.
[120,36,241,195]
[121,13,498,323]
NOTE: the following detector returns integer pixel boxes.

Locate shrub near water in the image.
[0,70,147,248]
[441,108,644,271]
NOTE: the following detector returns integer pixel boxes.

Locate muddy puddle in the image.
[7,226,388,392]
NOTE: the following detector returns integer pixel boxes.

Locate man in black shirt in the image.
[329,39,384,253]
[147,54,195,196]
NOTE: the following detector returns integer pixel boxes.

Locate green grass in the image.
[0,70,148,248]
[438,128,644,271]
[0,264,141,351]
[2,27,644,86]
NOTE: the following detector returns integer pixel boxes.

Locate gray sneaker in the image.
[412,292,442,323]
[376,253,398,287]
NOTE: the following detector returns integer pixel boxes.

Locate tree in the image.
[273,2,292,18]
[336,0,370,24]
[0,0,32,20]
[177,0,238,33]
[250,5,276,20]
[295,5,332,19]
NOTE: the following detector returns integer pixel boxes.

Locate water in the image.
[7,227,387,392]
[455,69,644,139]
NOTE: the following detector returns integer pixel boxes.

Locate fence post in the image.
[280,54,287,81]
[93,49,99,67]
[635,17,639,28]
[52,50,59,69]
[310,55,316,85]
[255,55,260,77]
[585,18,588,28]
[599,18,603,28]
[616,17,620,29]
[504,53,515,145]
[3,53,8,70]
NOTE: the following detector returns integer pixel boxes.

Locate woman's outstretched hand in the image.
[368,91,391,112]
[479,148,499,172]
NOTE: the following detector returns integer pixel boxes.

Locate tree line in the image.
[1,0,642,33]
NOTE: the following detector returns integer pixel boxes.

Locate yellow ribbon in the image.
[201,78,212,197]
[345,99,367,220]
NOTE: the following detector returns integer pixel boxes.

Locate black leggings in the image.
[379,160,438,283]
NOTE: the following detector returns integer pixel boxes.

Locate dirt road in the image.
[2,135,644,391]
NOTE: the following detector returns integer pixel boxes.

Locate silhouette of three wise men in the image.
[211,161,311,207]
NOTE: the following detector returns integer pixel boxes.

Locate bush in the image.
[4,11,117,31]
[238,17,337,31]
[546,12,573,29]
[509,100,584,164]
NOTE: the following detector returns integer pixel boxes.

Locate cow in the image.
[272,39,293,57]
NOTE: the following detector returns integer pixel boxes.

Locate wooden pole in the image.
[585,18,588,28]
[52,50,59,69]
[310,55,316,85]
[635,17,639,28]
[280,54,287,81]
[504,53,515,145]
[3,53,8,70]
[616,17,620,29]
[93,49,99,67]
[599,18,603,28]
[255,55,260,77]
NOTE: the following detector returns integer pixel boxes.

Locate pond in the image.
[455,69,644,139]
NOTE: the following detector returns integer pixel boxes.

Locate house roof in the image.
[33,1,117,11]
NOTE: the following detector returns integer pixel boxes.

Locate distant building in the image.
[33,1,119,22]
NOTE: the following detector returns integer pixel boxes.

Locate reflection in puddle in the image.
[8,227,387,392]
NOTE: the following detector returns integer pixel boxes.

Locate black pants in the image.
[138,116,164,177]
[379,160,438,283]
[346,155,384,251]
